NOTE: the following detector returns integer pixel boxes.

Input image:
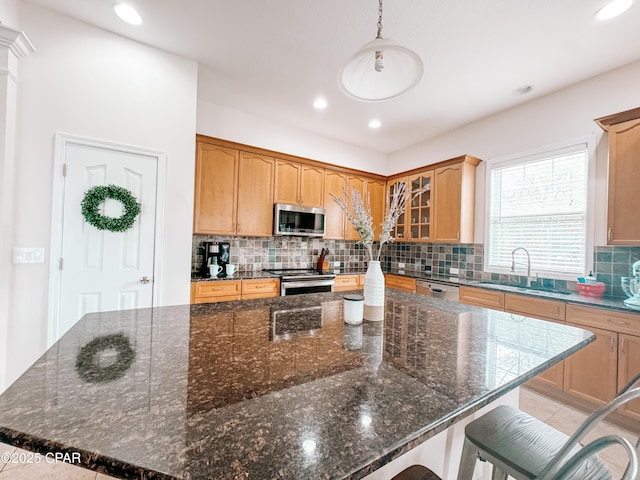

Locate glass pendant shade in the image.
[338,37,423,102]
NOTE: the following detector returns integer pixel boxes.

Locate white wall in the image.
[197,98,388,175]
[5,3,198,388]
[389,60,640,244]
[0,0,20,28]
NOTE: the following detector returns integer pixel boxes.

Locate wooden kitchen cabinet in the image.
[334,275,361,292]
[191,280,242,303]
[563,323,618,406]
[237,152,274,236]
[433,156,480,243]
[274,160,324,207]
[345,175,366,240]
[505,293,566,390]
[459,286,505,310]
[564,304,640,414]
[367,179,386,241]
[385,274,416,293]
[193,142,239,234]
[408,171,433,241]
[618,333,640,420]
[504,293,566,322]
[386,155,480,243]
[323,170,347,239]
[192,279,280,303]
[387,177,408,241]
[241,279,280,299]
[595,108,640,244]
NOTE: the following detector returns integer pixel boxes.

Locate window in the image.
[485,142,592,279]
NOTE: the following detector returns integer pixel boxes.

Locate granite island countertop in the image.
[0,290,595,480]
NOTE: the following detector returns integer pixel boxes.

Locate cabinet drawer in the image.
[504,293,565,321]
[334,275,360,291]
[385,274,416,293]
[566,304,640,336]
[193,281,241,302]
[241,279,280,298]
[460,286,505,310]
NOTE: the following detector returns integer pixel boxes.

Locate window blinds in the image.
[487,146,588,277]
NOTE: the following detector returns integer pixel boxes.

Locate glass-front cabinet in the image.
[387,177,408,240]
[408,172,432,242]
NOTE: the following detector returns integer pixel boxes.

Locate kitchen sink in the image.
[475,281,572,296]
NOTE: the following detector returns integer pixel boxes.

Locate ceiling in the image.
[26,0,640,153]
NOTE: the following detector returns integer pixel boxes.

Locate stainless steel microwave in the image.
[274,203,326,237]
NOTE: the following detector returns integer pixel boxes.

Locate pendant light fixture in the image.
[338,0,423,102]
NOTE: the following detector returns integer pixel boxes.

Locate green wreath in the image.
[81,184,140,232]
[75,333,136,384]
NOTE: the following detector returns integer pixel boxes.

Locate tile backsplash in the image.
[594,246,640,300]
[192,235,638,300]
[192,235,370,273]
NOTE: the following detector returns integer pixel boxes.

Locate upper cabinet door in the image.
[323,170,347,239]
[607,118,640,244]
[193,143,238,234]
[274,160,301,205]
[367,179,386,242]
[237,152,275,236]
[300,165,325,207]
[433,164,462,242]
[407,171,433,242]
[386,177,408,241]
[345,175,366,240]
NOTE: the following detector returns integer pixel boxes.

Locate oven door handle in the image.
[282,280,335,289]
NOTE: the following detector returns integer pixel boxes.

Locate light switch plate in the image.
[13,247,45,264]
[398,262,405,268]
[450,267,459,275]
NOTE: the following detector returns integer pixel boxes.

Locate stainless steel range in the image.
[264,268,336,296]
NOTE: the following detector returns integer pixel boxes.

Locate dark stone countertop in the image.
[0,290,593,479]
[384,269,640,315]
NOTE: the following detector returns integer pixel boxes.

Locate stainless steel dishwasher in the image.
[416,280,460,302]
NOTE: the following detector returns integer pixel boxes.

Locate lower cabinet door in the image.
[563,324,618,405]
[618,333,640,421]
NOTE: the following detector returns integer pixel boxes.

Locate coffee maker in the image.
[218,242,231,275]
[200,241,221,277]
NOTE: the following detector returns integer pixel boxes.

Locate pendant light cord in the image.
[376,0,383,38]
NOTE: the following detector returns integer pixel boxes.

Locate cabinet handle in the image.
[610,336,615,352]
[457,231,460,240]
[607,318,630,326]
[621,338,625,354]
[608,227,612,242]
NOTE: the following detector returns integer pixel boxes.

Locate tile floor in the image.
[0,388,637,479]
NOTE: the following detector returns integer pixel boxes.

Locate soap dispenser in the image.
[585,271,597,284]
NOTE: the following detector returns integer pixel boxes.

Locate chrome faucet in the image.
[511,247,532,287]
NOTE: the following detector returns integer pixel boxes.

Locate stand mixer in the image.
[622,260,640,308]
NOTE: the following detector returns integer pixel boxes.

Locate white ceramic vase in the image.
[363,260,385,321]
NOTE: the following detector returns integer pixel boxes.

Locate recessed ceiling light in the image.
[595,0,633,20]
[313,98,327,109]
[368,119,382,129]
[512,84,534,96]
[113,3,143,25]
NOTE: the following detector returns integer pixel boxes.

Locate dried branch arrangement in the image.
[330,180,420,261]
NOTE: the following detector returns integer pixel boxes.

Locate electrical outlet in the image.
[450,267,459,275]
[334,261,341,267]
[398,262,405,268]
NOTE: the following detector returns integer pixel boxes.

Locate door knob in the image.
[140,277,150,284]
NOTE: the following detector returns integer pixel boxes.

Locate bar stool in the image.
[391,465,442,480]
[457,375,640,480]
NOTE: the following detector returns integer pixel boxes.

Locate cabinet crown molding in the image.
[594,107,640,131]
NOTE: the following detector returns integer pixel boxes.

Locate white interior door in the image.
[55,142,158,340]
